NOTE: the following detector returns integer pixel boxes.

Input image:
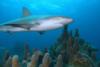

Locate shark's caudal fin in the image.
[23,7,31,17]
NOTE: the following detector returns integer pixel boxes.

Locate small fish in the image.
[0,7,73,34]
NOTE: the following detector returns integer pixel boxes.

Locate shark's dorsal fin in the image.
[15,7,31,24]
[23,7,31,17]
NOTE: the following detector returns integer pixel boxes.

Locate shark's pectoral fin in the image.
[38,31,45,35]
[26,27,31,31]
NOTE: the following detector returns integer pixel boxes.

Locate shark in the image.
[0,7,73,34]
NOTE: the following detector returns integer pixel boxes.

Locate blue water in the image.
[0,0,100,57]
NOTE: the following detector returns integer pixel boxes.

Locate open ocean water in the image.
[0,0,100,67]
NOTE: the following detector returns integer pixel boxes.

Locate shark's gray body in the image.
[0,7,73,34]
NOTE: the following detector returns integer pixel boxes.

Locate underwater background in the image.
[0,0,100,67]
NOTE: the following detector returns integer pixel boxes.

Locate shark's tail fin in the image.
[22,7,31,17]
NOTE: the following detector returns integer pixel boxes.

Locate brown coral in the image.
[55,54,63,67]
[41,53,51,67]
[12,55,20,67]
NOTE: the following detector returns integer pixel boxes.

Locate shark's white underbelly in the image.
[30,23,63,31]
[0,26,27,31]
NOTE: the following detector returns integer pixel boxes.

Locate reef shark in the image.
[0,7,73,34]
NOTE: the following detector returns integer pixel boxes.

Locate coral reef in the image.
[0,25,99,67]
[12,55,20,67]
[49,25,99,67]
[55,54,63,67]
[40,53,51,67]
[23,44,30,63]
[28,50,42,67]
[4,56,12,67]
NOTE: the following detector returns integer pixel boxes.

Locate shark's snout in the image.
[65,18,73,23]
[60,17,73,25]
